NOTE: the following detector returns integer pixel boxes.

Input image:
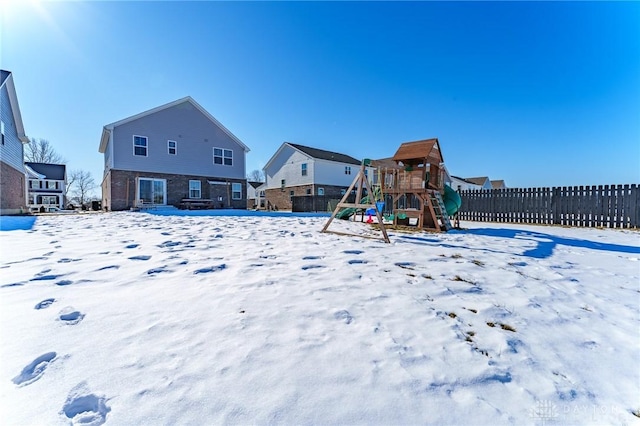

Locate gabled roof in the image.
[0,69,29,144]
[0,70,10,86]
[464,176,491,186]
[392,138,443,165]
[25,164,46,179]
[25,162,66,180]
[99,96,250,153]
[263,142,361,171]
[288,143,361,165]
[451,175,481,185]
[491,180,506,189]
[248,181,263,189]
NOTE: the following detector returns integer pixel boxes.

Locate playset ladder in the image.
[428,191,453,231]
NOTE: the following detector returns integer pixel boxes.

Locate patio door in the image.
[138,178,166,205]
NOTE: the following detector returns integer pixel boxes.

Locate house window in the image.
[280,179,285,191]
[340,189,346,195]
[1,121,4,145]
[345,166,351,175]
[213,148,233,166]
[133,135,148,156]
[41,195,58,205]
[232,182,242,200]
[318,187,324,196]
[46,181,58,189]
[289,190,294,198]
[189,180,201,199]
[306,188,311,195]
[168,140,177,155]
[301,163,307,176]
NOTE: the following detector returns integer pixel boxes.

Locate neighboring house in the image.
[450,175,484,192]
[246,181,264,209]
[262,142,370,210]
[99,97,250,211]
[491,179,507,189]
[463,176,493,190]
[25,162,66,211]
[0,69,30,215]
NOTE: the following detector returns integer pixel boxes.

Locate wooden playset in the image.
[322,138,458,242]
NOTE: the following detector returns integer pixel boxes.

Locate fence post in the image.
[631,184,639,228]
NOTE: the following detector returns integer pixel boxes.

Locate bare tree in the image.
[25,138,65,163]
[247,169,264,182]
[68,169,96,207]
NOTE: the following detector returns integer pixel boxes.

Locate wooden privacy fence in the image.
[292,194,356,213]
[458,184,639,228]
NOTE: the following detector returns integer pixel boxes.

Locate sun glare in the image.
[1,0,85,59]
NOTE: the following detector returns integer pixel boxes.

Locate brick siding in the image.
[0,161,26,214]
[104,169,247,211]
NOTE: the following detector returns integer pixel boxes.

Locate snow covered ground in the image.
[1,211,638,425]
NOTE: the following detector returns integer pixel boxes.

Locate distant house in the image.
[0,70,29,215]
[98,97,250,211]
[262,142,369,210]
[491,179,507,189]
[246,181,265,209]
[463,176,493,190]
[25,162,66,211]
[450,176,484,191]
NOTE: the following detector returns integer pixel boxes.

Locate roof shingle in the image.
[288,143,361,165]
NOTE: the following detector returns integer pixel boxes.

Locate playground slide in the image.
[336,196,370,220]
[443,184,462,216]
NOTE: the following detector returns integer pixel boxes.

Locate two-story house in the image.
[25,162,66,212]
[263,142,371,211]
[99,97,250,211]
[0,70,30,215]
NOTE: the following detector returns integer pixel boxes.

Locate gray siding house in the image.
[99,97,250,211]
[0,70,29,215]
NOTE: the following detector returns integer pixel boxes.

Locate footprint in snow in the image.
[129,255,151,261]
[334,310,354,324]
[302,255,322,260]
[348,259,368,264]
[35,298,56,309]
[395,262,416,270]
[301,264,325,270]
[12,352,57,386]
[96,265,119,271]
[1,282,25,288]
[124,243,139,249]
[30,269,65,281]
[343,250,364,255]
[146,266,171,275]
[61,382,110,426]
[58,307,85,325]
[194,264,227,274]
[158,240,181,248]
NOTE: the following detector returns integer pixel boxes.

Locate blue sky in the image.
[2,1,639,189]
